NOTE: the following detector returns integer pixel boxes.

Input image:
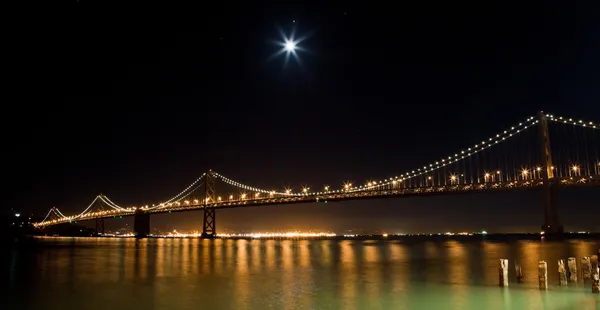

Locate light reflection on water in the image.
[3,237,599,310]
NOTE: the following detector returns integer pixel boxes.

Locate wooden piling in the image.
[514,260,523,283]
[567,257,577,283]
[499,259,509,286]
[538,261,548,290]
[592,255,599,293]
[558,259,567,286]
[582,257,592,281]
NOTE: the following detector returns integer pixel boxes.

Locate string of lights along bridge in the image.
[34,112,599,238]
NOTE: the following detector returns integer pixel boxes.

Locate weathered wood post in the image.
[539,261,548,290]
[582,256,592,281]
[558,259,567,286]
[592,255,599,293]
[499,259,508,286]
[514,260,523,283]
[567,257,577,283]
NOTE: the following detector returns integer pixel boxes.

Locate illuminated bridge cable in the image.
[41,208,59,222]
[340,115,539,194]
[98,195,127,211]
[172,180,205,203]
[53,208,67,218]
[161,172,207,204]
[74,196,102,218]
[213,172,292,196]
[148,180,205,210]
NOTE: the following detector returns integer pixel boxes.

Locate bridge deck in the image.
[34,176,599,227]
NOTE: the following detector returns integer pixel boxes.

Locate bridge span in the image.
[33,112,600,237]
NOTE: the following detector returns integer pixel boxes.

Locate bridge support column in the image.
[134,209,150,238]
[538,111,564,234]
[95,218,105,236]
[201,170,217,238]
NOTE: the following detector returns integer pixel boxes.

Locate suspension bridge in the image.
[33,112,600,238]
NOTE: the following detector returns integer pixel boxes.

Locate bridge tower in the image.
[538,111,564,234]
[201,170,217,238]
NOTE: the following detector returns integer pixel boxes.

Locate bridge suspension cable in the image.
[40,207,66,222]
[546,114,598,129]
[148,179,206,210]
[213,171,292,196]
[74,196,103,218]
[162,172,207,204]
[97,195,127,211]
[211,115,543,196]
[144,173,207,210]
[337,115,539,194]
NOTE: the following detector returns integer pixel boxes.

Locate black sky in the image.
[5,1,600,233]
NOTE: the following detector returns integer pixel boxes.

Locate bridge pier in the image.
[95,218,105,235]
[133,209,150,238]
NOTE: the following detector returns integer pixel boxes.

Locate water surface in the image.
[4,237,600,309]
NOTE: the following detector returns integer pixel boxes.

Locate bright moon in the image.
[284,40,296,51]
[268,27,310,68]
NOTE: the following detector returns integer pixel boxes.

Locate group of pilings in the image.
[499,253,599,293]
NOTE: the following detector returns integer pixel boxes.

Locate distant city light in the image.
[15,213,20,217]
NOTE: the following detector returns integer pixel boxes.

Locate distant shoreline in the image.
[28,232,600,241]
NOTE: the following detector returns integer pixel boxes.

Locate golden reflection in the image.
[296,240,314,309]
[164,238,174,275]
[445,241,469,308]
[568,240,598,265]
[482,241,508,285]
[516,241,540,285]
[363,243,381,305]
[156,238,165,277]
[280,240,296,308]
[339,240,357,310]
[236,239,249,275]
[446,241,469,285]
[180,238,190,277]
[299,240,310,268]
[320,240,332,267]
[389,242,409,292]
[136,239,149,280]
[234,239,250,310]
[265,240,276,270]
[201,239,211,274]
[94,241,107,277]
[214,239,224,275]
[424,241,440,283]
[107,239,120,282]
[124,239,134,281]
[225,239,234,269]
[191,238,199,275]
[251,240,261,271]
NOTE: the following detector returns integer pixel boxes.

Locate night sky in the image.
[6,1,600,233]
